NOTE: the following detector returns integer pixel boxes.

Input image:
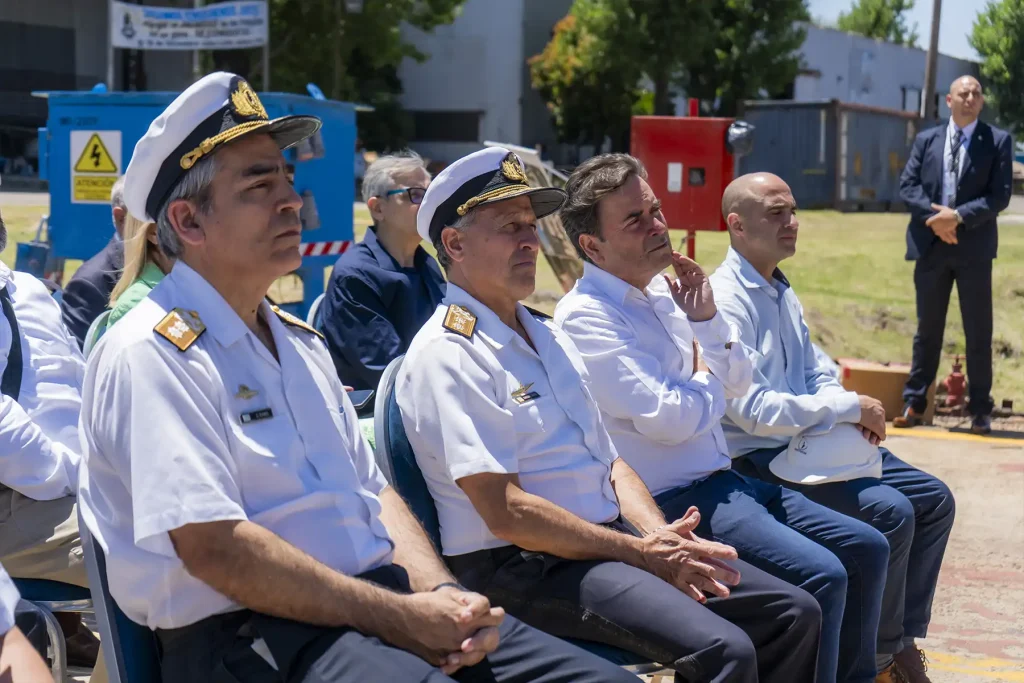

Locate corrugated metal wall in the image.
[738,101,838,209]
[738,99,932,211]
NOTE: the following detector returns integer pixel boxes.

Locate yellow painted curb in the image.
[887,428,1024,446]
[926,651,1024,681]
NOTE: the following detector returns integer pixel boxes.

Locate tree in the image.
[530,0,809,146]
[836,0,919,46]
[971,0,1024,135]
[210,0,467,150]
[529,3,646,150]
[683,0,809,116]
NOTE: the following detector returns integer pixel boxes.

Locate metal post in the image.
[262,6,270,91]
[192,0,203,82]
[921,0,943,120]
[106,0,115,88]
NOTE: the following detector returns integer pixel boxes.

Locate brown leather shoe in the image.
[894,644,932,683]
[892,405,924,429]
[876,661,910,683]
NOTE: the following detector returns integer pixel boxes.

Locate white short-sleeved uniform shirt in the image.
[78,263,395,630]
[0,564,21,635]
[397,284,621,557]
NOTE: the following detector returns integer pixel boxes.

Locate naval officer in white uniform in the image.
[397,146,822,683]
[77,71,637,683]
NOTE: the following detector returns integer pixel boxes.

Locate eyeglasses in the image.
[383,187,427,205]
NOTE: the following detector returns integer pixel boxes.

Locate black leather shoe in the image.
[970,414,992,435]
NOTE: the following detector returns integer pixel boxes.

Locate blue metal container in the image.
[738,99,932,211]
[35,88,356,318]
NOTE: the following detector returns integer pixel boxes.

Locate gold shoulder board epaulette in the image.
[154,308,206,352]
[443,304,477,339]
[271,305,325,340]
[524,305,552,320]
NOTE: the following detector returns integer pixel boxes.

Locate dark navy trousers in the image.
[735,447,956,660]
[448,541,822,683]
[655,469,889,683]
[157,564,638,683]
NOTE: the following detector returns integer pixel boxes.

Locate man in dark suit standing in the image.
[897,75,1013,435]
[60,177,126,349]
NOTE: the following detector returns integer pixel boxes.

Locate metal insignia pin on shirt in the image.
[235,384,258,400]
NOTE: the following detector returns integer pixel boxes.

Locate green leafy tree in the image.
[529,5,646,150]
[530,0,809,146]
[683,0,809,116]
[971,0,1024,135]
[836,0,919,46]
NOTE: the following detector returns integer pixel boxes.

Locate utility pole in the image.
[107,0,116,89]
[921,0,943,120]
[192,0,203,82]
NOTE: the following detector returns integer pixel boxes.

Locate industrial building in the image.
[397,6,981,163]
[0,0,192,187]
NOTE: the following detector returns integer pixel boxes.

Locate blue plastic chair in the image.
[79,510,162,683]
[13,577,91,682]
[373,355,670,675]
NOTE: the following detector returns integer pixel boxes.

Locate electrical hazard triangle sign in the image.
[73,134,118,173]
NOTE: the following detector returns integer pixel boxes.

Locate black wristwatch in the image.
[431,581,465,592]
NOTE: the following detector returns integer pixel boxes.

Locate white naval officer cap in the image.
[416,147,567,244]
[124,71,321,223]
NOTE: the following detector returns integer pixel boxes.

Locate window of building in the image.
[410,111,482,142]
[901,86,922,114]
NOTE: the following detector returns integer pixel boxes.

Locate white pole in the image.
[107,0,115,89]
[192,0,203,82]
[263,2,270,91]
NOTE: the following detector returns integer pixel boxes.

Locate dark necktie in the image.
[950,129,964,178]
[0,286,22,401]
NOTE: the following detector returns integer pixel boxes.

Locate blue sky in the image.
[808,0,986,61]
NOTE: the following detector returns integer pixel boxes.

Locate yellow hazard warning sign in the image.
[70,130,122,204]
[73,176,119,202]
[74,133,118,173]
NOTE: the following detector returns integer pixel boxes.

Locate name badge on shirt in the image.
[511,382,540,405]
[240,408,274,424]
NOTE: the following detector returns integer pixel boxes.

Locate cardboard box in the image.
[836,359,936,424]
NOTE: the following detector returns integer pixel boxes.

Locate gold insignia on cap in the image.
[230,79,268,120]
[271,305,325,340]
[442,304,477,338]
[501,153,528,184]
[154,308,206,351]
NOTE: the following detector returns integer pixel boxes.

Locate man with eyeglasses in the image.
[320,151,446,391]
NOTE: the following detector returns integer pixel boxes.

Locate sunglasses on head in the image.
[383,187,427,205]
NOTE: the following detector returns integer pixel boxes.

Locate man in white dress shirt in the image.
[0,190,102,669]
[554,153,890,683]
[78,72,636,683]
[710,172,956,683]
[399,147,822,683]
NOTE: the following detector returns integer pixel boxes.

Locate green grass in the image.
[7,200,1022,402]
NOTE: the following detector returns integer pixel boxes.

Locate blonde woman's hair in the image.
[109,213,157,306]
